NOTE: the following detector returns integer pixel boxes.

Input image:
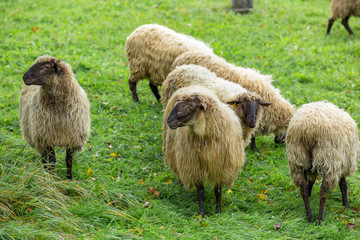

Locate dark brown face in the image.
[167,101,198,129]
[228,98,271,128]
[23,59,60,86]
[241,100,259,128]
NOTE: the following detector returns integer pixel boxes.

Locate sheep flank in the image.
[327,0,360,35]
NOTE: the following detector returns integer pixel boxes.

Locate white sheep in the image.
[286,101,359,224]
[172,50,296,151]
[20,55,91,179]
[327,0,360,35]
[163,85,245,218]
[162,64,272,147]
[125,24,213,102]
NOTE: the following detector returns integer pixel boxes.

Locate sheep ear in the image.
[200,102,207,111]
[51,59,62,74]
[227,98,240,105]
[258,99,272,106]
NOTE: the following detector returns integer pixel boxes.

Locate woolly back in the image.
[125,24,214,84]
[330,0,360,18]
[286,101,359,189]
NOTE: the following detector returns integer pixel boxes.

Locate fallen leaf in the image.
[109,105,118,111]
[274,222,281,230]
[143,201,150,208]
[353,206,359,213]
[139,179,145,184]
[86,168,93,175]
[110,152,118,157]
[147,187,155,194]
[227,189,233,194]
[346,223,356,230]
[345,90,351,94]
[263,190,268,194]
[154,190,160,198]
[108,143,112,149]
[165,179,172,184]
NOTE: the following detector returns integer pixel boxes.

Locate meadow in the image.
[0,0,359,239]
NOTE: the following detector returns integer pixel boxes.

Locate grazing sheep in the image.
[163,85,244,218]
[162,64,272,147]
[286,101,359,224]
[125,24,213,102]
[327,0,360,35]
[20,55,90,179]
[172,50,295,151]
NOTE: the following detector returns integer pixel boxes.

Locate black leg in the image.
[341,16,354,35]
[318,175,329,225]
[250,137,257,152]
[274,135,285,145]
[149,82,161,102]
[48,147,56,172]
[129,80,139,103]
[197,185,205,218]
[327,18,335,35]
[307,179,315,197]
[41,151,49,170]
[214,186,222,214]
[41,147,56,172]
[339,177,350,209]
[65,149,75,180]
[300,170,314,222]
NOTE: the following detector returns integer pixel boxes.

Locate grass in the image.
[0,0,359,239]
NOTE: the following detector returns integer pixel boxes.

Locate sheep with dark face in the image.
[162,64,271,147]
[286,101,359,224]
[327,0,360,35]
[20,55,90,179]
[171,50,295,151]
[163,85,244,218]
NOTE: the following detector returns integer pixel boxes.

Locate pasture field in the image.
[0,0,359,239]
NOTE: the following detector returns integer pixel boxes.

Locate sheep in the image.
[286,101,359,224]
[20,55,91,179]
[162,64,272,147]
[125,24,213,103]
[327,0,360,35]
[163,85,245,218]
[172,50,296,151]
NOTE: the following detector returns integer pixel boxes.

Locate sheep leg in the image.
[128,80,139,103]
[300,170,314,222]
[327,18,335,35]
[339,177,350,209]
[214,186,222,214]
[307,179,315,197]
[48,147,56,172]
[197,185,205,218]
[41,147,56,171]
[317,175,329,225]
[65,148,75,180]
[149,82,161,102]
[250,137,257,152]
[341,16,354,35]
[274,135,285,145]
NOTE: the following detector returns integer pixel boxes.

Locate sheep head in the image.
[227,97,271,128]
[167,96,208,130]
[23,58,62,86]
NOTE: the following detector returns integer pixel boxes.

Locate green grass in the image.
[1,0,359,239]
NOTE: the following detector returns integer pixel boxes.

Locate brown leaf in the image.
[346,223,356,230]
[154,190,160,198]
[274,222,281,230]
[147,187,155,194]
[143,201,150,208]
[109,105,118,111]
[353,206,360,213]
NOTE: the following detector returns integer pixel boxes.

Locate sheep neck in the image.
[40,76,77,109]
